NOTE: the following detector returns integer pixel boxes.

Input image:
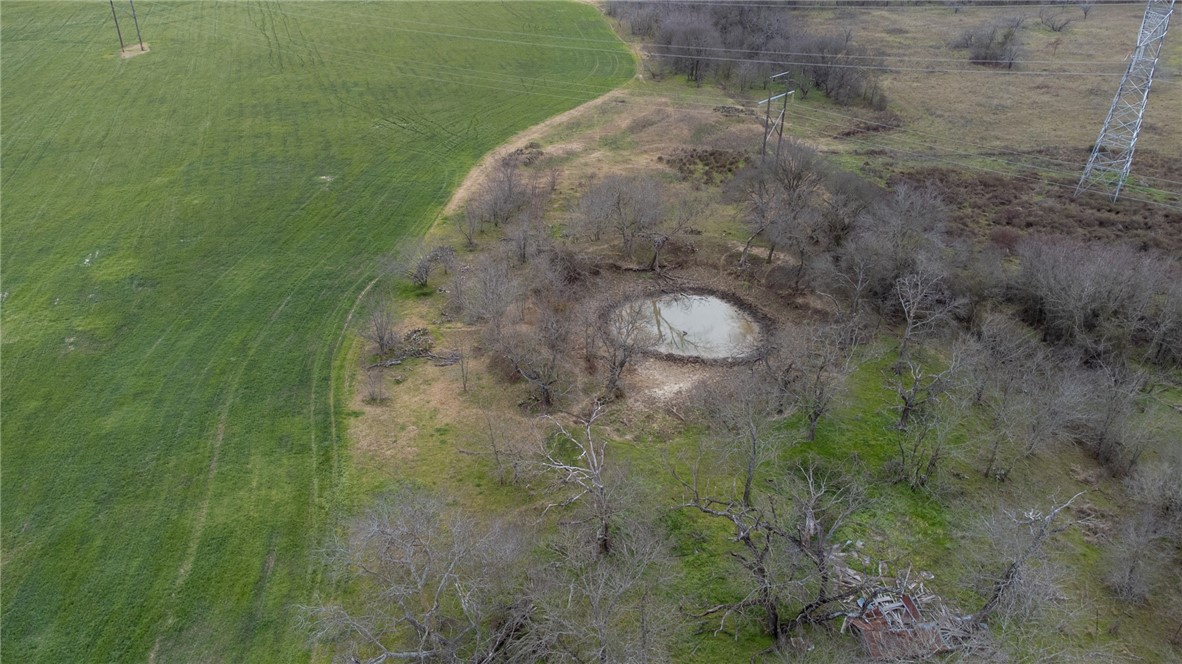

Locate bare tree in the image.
[971,492,1085,623]
[457,204,481,250]
[962,317,1088,480]
[772,322,860,441]
[1039,8,1074,33]
[944,241,1007,329]
[598,301,659,401]
[387,242,457,288]
[731,158,782,269]
[644,194,701,275]
[1103,510,1174,604]
[1126,456,1182,521]
[1078,0,1096,19]
[731,142,826,270]
[1012,239,1170,362]
[575,175,663,260]
[506,170,553,266]
[541,403,618,555]
[303,488,530,663]
[954,21,1023,69]
[522,518,676,663]
[655,14,723,85]
[1017,240,1180,366]
[465,409,537,487]
[831,184,948,315]
[497,306,572,410]
[470,157,528,228]
[890,353,961,430]
[361,295,400,356]
[362,367,387,404]
[1144,277,1182,365]
[463,252,520,328]
[571,179,613,242]
[691,371,784,508]
[674,458,865,647]
[890,402,961,491]
[456,335,472,393]
[1106,455,1182,604]
[893,266,965,370]
[1072,364,1151,477]
[817,171,876,253]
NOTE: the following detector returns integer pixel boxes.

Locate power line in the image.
[192,9,1182,209]
[274,4,1132,66]
[600,0,1148,9]
[782,100,1182,187]
[268,4,1137,77]
[787,105,1182,207]
[787,103,1180,196]
[202,16,1182,190]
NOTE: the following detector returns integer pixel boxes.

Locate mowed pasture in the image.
[0,2,631,661]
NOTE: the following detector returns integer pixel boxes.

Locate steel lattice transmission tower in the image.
[1076,0,1175,201]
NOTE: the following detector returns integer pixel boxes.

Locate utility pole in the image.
[129,0,145,51]
[109,0,125,53]
[1076,0,1175,201]
[760,72,796,163]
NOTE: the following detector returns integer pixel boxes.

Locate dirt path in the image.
[442,89,628,216]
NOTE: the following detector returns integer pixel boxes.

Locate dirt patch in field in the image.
[351,380,420,463]
[119,44,150,59]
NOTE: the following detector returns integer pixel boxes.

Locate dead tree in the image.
[974,491,1085,623]
[457,204,481,250]
[575,175,663,259]
[302,488,529,663]
[691,371,784,509]
[541,404,617,556]
[361,295,400,356]
[892,405,960,491]
[1039,8,1073,32]
[894,267,964,371]
[522,518,675,663]
[598,301,658,401]
[673,459,865,647]
[891,354,961,430]
[773,322,861,441]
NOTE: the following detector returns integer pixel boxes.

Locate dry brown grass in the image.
[824,5,1182,153]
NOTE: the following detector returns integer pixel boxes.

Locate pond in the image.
[621,293,765,360]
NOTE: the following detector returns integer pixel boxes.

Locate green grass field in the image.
[0,2,631,660]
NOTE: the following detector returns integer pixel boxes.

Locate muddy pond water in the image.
[625,293,764,360]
